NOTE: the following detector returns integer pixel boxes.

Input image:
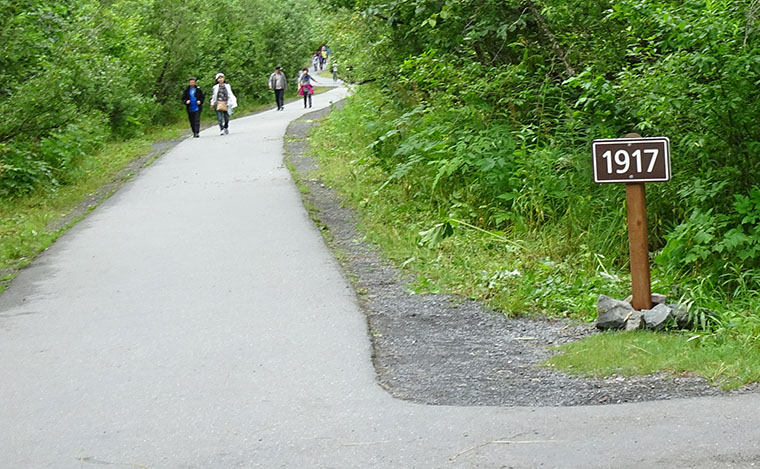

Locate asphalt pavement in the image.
[2,83,760,468]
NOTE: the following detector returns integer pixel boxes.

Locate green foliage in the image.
[720,189,760,263]
[657,187,760,272]
[312,87,631,321]
[321,0,760,337]
[0,0,319,197]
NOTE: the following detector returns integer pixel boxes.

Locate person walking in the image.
[312,53,320,72]
[298,68,319,109]
[210,72,237,135]
[319,46,328,70]
[268,66,288,111]
[181,77,204,138]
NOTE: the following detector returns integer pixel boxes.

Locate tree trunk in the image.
[526,1,576,77]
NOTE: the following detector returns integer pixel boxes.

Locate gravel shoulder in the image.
[284,106,758,407]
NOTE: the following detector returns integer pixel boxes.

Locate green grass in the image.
[307,92,760,388]
[308,95,629,319]
[315,67,335,81]
[546,331,760,389]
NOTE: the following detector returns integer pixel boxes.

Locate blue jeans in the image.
[216,110,229,130]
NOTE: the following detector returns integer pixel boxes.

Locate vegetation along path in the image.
[286,108,760,407]
[2,84,760,468]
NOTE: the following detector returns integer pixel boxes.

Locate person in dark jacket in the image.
[181,77,205,138]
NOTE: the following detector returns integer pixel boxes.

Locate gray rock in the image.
[597,295,634,330]
[651,293,667,306]
[625,311,643,331]
[669,304,692,328]
[598,294,625,312]
[624,293,667,307]
[597,308,631,330]
[642,304,673,330]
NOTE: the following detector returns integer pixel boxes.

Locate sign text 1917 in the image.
[592,137,671,184]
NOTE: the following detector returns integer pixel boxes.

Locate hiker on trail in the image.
[268,65,288,111]
[331,61,338,82]
[181,77,204,138]
[312,53,320,71]
[319,46,328,70]
[210,73,237,135]
[298,68,319,108]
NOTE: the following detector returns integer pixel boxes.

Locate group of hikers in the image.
[311,45,330,71]
[181,73,237,137]
[267,65,321,111]
[181,53,331,137]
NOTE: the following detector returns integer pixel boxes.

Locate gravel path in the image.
[285,106,758,407]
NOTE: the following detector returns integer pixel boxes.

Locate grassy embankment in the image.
[308,91,760,390]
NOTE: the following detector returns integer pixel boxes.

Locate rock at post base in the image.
[596,295,634,330]
[642,304,673,330]
[625,311,644,331]
[624,293,667,306]
[651,293,667,306]
[669,304,691,328]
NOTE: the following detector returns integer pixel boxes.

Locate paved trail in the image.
[2,85,760,468]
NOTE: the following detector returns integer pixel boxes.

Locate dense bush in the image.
[0,0,319,196]
[323,0,760,326]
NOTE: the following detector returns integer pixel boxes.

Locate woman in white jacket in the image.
[210,72,237,135]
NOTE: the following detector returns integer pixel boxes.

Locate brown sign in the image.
[592,137,671,184]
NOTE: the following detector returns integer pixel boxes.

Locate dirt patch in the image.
[284,107,758,406]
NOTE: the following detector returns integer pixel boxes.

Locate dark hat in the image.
[275,65,282,70]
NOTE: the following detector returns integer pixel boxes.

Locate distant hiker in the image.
[181,77,204,138]
[312,53,320,71]
[268,65,288,111]
[331,61,338,82]
[298,68,319,108]
[319,46,328,70]
[321,46,328,64]
[210,72,237,135]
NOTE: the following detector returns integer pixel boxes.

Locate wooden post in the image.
[624,133,652,310]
